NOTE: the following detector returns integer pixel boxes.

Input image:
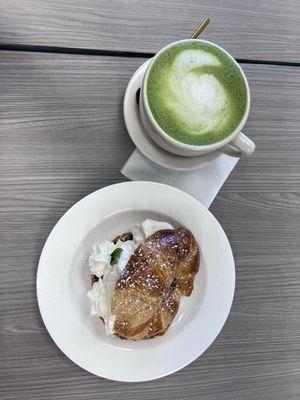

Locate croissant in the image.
[111,227,199,340]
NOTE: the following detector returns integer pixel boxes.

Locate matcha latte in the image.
[146,41,248,146]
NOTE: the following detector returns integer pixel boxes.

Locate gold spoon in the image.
[190,17,210,39]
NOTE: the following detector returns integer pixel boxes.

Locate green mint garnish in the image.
[110,248,123,265]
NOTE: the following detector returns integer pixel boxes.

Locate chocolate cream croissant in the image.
[111,228,199,340]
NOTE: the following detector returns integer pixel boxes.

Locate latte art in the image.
[168,50,229,135]
[146,41,248,146]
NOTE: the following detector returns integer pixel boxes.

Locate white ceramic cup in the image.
[139,39,255,157]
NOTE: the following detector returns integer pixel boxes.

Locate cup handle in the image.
[219,132,255,157]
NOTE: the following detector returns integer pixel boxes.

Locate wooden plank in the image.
[0,0,299,63]
[0,52,300,399]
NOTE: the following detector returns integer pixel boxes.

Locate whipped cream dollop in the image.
[87,219,173,334]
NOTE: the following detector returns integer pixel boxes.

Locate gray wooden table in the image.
[0,2,300,399]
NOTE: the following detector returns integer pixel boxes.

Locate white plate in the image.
[123,60,220,171]
[37,182,235,382]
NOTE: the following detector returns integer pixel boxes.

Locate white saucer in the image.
[37,182,235,382]
[123,60,220,171]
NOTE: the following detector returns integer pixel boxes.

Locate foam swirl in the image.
[164,49,231,137]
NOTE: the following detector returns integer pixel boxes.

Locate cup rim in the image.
[142,38,250,151]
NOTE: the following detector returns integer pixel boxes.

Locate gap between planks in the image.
[0,44,299,68]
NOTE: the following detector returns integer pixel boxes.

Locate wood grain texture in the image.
[0,52,300,399]
[0,0,299,62]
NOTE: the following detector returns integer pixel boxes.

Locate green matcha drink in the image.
[146,41,248,146]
